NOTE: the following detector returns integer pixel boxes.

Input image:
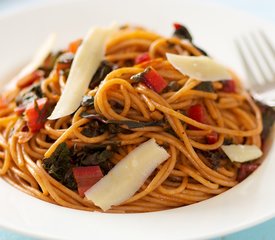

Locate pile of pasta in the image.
[0,25,262,213]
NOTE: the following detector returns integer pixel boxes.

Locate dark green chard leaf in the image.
[15,82,43,108]
[166,81,181,92]
[80,113,125,136]
[39,51,63,77]
[76,143,119,152]
[42,141,118,188]
[130,70,146,83]
[80,113,108,124]
[31,84,43,98]
[81,127,96,138]
[43,143,77,190]
[106,123,124,134]
[72,144,117,174]
[172,23,208,56]
[80,112,164,129]
[81,95,94,108]
[81,120,106,137]
[199,149,230,169]
[81,150,113,166]
[194,82,214,92]
[89,61,114,89]
[223,138,233,145]
[173,23,193,42]
[98,161,114,175]
[164,126,178,137]
[33,98,52,127]
[107,120,164,128]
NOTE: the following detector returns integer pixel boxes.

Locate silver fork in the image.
[235,31,275,107]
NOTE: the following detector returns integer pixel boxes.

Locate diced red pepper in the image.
[25,98,48,133]
[73,166,103,197]
[187,104,206,130]
[68,39,82,54]
[16,70,44,89]
[206,131,218,144]
[142,67,167,93]
[187,104,205,122]
[222,80,236,93]
[135,52,151,64]
[237,162,259,182]
[173,23,183,30]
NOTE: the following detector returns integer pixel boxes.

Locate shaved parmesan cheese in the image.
[85,138,170,211]
[221,144,263,163]
[166,53,231,81]
[12,33,56,83]
[48,25,117,120]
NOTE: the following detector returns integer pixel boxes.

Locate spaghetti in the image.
[0,24,267,213]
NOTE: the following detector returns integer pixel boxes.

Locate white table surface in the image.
[0,0,275,239]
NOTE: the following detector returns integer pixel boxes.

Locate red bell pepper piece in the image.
[187,104,206,130]
[73,166,103,197]
[68,39,82,54]
[206,131,218,144]
[142,67,167,93]
[135,52,151,64]
[187,104,206,123]
[222,80,236,93]
[188,105,218,141]
[237,162,259,182]
[25,98,48,133]
[16,70,44,89]
[173,23,183,30]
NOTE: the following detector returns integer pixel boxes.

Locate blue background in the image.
[0,0,275,239]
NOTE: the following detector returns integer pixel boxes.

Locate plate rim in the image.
[0,1,275,239]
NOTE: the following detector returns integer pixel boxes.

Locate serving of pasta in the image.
[0,23,273,213]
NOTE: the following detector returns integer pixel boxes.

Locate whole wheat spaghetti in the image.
[0,23,270,213]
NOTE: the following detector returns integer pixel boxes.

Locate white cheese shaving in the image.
[166,53,231,81]
[85,138,170,211]
[12,33,56,84]
[221,144,263,163]
[48,25,116,120]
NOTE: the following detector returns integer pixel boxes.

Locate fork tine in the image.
[242,35,270,83]
[235,39,258,85]
[260,30,275,59]
[251,32,275,81]
[236,31,275,107]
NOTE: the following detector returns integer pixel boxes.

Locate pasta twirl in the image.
[0,23,270,213]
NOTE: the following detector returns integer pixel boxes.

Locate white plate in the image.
[0,0,275,239]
